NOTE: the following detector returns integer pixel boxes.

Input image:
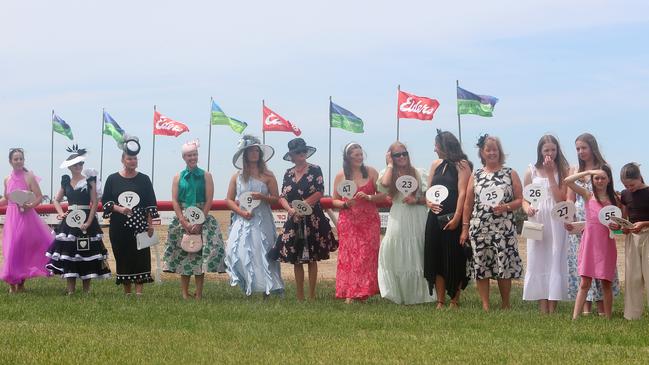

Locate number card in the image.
[336,180,357,199]
[65,209,87,228]
[550,201,576,223]
[291,200,313,216]
[523,183,546,208]
[8,190,35,212]
[239,191,261,212]
[396,175,418,196]
[118,191,140,209]
[598,205,622,238]
[426,185,449,205]
[479,186,504,207]
[183,206,206,225]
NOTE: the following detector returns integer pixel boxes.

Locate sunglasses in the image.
[391,151,409,158]
[9,148,24,153]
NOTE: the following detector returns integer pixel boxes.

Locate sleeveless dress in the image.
[0,170,53,285]
[269,164,338,264]
[566,178,620,300]
[378,168,434,304]
[102,172,159,285]
[469,167,523,280]
[424,161,470,299]
[578,197,617,281]
[336,180,381,299]
[46,171,111,280]
[522,165,568,301]
[225,174,284,295]
[163,167,225,276]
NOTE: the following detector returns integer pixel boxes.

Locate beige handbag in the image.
[181,234,203,253]
[522,221,544,240]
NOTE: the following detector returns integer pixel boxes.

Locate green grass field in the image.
[1,278,648,364]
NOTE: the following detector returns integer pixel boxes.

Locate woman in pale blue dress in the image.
[225,135,284,296]
[377,142,434,304]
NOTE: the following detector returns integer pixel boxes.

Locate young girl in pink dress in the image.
[0,148,53,293]
[565,165,620,319]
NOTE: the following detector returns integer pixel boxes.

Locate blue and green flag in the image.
[210,100,247,133]
[103,111,126,144]
[330,101,364,133]
[457,86,498,117]
[52,113,74,140]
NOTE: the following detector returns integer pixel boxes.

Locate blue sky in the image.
[1,1,648,199]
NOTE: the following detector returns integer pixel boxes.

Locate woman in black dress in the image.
[47,146,111,294]
[268,138,338,301]
[101,137,159,295]
[424,130,472,308]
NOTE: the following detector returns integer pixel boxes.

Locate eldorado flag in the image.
[457,86,499,117]
[330,101,363,133]
[103,111,126,144]
[210,100,247,133]
[397,90,439,120]
[153,111,189,137]
[52,113,74,140]
[262,105,301,136]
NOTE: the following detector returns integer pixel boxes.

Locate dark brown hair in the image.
[593,165,619,206]
[343,143,368,180]
[620,163,644,184]
[575,133,607,172]
[242,146,269,182]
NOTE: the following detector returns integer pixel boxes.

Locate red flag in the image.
[397,90,439,120]
[153,111,189,137]
[262,105,301,136]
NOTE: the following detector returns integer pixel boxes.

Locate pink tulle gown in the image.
[0,170,53,285]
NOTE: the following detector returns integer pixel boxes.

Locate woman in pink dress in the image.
[0,148,53,293]
[565,165,619,319]
[332,143,385,303]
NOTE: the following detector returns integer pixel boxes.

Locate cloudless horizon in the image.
[2,1,648,200]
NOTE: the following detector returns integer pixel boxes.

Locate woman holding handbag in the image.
[102,136,158,295]
[163,140,225,300]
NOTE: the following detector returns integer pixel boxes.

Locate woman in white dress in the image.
[522,135,570,313]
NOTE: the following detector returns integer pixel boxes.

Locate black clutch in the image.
[436,212,455,230]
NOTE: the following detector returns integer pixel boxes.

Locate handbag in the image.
[136,231,159,250]
[522,221,544,240]
[181,234,203,253]
[436,212,455,230]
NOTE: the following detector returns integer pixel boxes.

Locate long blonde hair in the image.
[388,141,417,197]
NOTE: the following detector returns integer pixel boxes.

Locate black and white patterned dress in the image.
[469,167,523,280]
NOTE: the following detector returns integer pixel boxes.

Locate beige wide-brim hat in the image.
[232,135,275,170]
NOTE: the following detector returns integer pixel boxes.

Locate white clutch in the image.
[522,221,544,241]
[136,231,159,250]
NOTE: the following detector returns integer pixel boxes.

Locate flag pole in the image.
[207,97,213,172]
[262,99,266,144]
[50,110,55,201]
[151,105,157,185]
[396,84,400,141]
[456,80,462,146]
[100,108,105,181]
[328,96,332,195]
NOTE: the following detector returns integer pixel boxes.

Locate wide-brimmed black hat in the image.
[283,138,316,161]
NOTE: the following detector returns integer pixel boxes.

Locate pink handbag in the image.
[180,234,203,253]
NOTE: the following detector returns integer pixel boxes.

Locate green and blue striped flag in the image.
[210,100,247,133]
[457,86,499,117]
[103,111,126,144]
[330,101,364,133]
[52,113,74,140]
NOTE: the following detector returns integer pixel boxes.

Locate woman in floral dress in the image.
[268,138,338,301]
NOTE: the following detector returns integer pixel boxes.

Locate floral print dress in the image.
[469,167,523,280]
[269,164,338,264]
